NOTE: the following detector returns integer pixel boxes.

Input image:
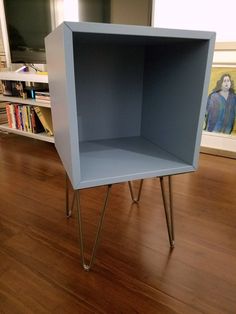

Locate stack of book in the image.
[35,91,51,103]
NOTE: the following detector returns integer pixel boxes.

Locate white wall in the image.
[54,0,79,26]
[154,0,236,42]
[79,0,105,23]
[110,0,151,25]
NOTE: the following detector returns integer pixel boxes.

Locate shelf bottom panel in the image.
[0,124,54,143]
[78,136,194,189]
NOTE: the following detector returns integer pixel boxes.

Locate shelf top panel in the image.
[0,72,48,83]
[64,21,216,41]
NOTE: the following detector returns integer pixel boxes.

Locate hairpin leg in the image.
[128,179,144,203]
[75,184,112,271]
[159,176,175,248]
[65,172,72,218]
[65,172,75,218]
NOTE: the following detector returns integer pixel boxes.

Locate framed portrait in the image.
[201,44,236,158]
[204,66,236,135]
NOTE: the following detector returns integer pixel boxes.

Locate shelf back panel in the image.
[73,42,144,141]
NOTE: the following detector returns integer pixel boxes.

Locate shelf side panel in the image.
[45,23,81,188]
[141,37,214,167]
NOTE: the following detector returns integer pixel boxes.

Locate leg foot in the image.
[75,185,112,271]
[128,179,144,203]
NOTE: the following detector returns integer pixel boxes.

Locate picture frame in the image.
[201,43,236,158]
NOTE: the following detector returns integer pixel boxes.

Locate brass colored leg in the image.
[159,176,175,248]
[65,172,76,218]
[128,179,144,203]
[75,184,112,271]
[65,172,72,218]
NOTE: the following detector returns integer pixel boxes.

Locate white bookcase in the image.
[0,71,54,143]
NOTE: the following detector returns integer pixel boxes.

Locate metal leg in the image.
[65,172,72,218]
[75,184,112,271]
[65,172,76,218]
[159,176,175,248]
[128,179,144,203]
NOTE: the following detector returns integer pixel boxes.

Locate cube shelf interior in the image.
[45,22,215,189]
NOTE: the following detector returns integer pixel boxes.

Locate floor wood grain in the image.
[0,133,236,314]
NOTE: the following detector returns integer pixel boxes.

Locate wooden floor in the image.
[0,133,236,314]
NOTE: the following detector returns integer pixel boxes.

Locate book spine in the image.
[34,106,52,135]
[35,91,50,97]
[19,105,24,130]
[27,106,32,133]
[23,106,28,132]
[6,104,12,128]
[9,104,16,129]
[15,105,21,130]
[35,97,51,103]
[30,107,37,133]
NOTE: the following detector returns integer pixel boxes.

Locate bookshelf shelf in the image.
[0,123,54,143]
[0,71,53,141]
[46,22,215,190]
[0,95,51,108]
[0,71,48,83]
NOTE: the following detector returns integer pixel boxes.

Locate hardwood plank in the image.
[0,251,95,314]
[0,134,236,313]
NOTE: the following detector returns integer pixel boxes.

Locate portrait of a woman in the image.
[205,73,236,134]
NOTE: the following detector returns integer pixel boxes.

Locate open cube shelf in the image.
[45,22,215,189]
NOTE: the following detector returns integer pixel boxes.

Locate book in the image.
[34,106,53,136]
[35,91,50,97]
[5,104,12,127]
[9,104,17,129]
[18,105,24,130]
[30,107,44,133]
[35,91,51,102]
[0,102,8,124]
[27,106,32,132]
[14,105,22,130]
[35,97,51,103]
[22,105,29,132]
